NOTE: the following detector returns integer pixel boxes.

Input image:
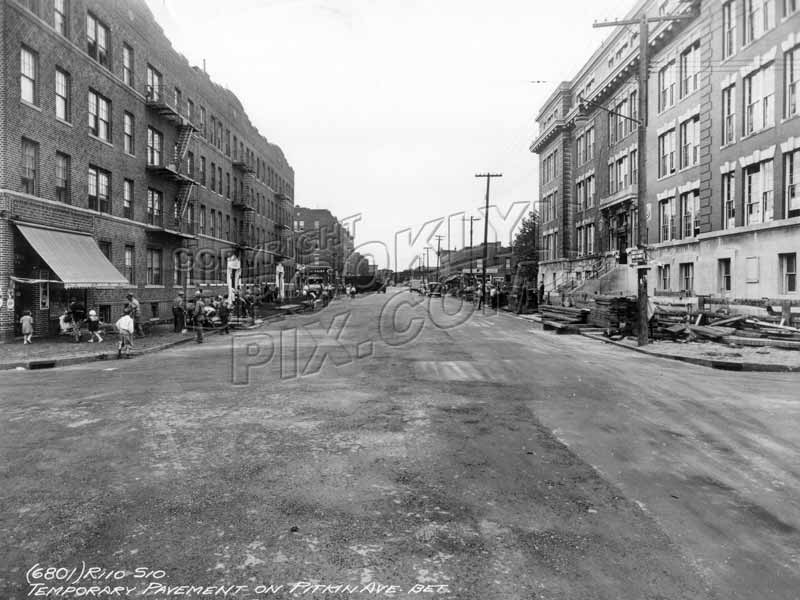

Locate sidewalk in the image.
[0,324,198,370]
[580,332,800,372]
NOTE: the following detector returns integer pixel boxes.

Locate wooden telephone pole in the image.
[594,6,696,346]
[475,173,502,310]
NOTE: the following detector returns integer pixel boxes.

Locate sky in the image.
[145,0,633,270]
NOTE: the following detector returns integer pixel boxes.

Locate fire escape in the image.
[145,84,199,236]
[232,153,256,247]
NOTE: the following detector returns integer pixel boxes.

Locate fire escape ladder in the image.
[174,181,195,228]
[173,124,194,167]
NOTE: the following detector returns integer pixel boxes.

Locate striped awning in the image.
[15,222,129,289]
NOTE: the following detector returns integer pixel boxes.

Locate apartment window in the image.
[587,126,595,159]
[199,106,206,137]
[722,171,736,229]
[630,149,638,184]
[225,129,231,156]
[587,175,595,208]
[680,263,694,293]
[21,138,39,195]
[780,253,797,293]
[680,189,700,238]
[87,166,110,213]
[745,159,774,224]
[680,115,700,169]
[608,162,616,194]
[86,12,109,67]
[199,156,207,186]
[55,152,70,204]
[680,41,700,97]
[719,258,732,291]
[658,264,671,291]
[147,188,163,227]
[576,226,584,256]
[209,209,216,238]
[722,84,736,145]
[218,167,223,194]
[744,0,775,44]
[722,1,736,58]
[786,0,799,15]
[199,205,206,235]
[123,179,133,219]
[786,45,799,118]
[615,99,627,139]
[173,87,181,110]
[55,68,70,122]
[146,248,163,286]
[20,46,38,105]
[658,60,676,111]
[226,215,231,240]
[658,129,676,177]
[124,245,135,283]
[785,148,800,216]
[147,127,163,166]
[607,112,616,146]
[54,0,69,36]
[586,223,595,254]
[186,152,194,179]
[88,90,111,141]
[629,91,638,124]
[659,197,675,242]
[123,112,135,155]
[576,133,585,164]
[122,44,133,87]
[616,155,629,189]
[227,173,232,199]
[744,64,775,134]
[187,99,194,122]
[146,64,162,101]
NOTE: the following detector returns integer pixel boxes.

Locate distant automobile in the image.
[426,283,443,297]
[408,279,423,293]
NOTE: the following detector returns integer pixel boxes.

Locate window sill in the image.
[55,117,73,127]
[20,99,42,112]
[89,134,114,148]
[720,140,737,150]
[144,285,165,289]
[124,151,136,158]
[740,125,775,142]
[657,172,678,182]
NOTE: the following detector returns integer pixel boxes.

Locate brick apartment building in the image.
[0,0,295,341]
[439,242,514,284]
[532,0,800,312]
[293,206,354,284]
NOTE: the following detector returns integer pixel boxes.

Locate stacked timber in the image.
[540,305,590,333]
[590,296,638,330]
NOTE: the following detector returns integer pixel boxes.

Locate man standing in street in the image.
[172,291,185,333]
[127,293,145,337]
[193,290,205,343]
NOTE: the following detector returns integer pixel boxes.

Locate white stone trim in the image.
[720,73,737,89]
[678,104,701,124]
[739,46,777,78]
[657,120,677,137]
[678,179,700,194]
[657,188,677,201]
[781,31,800,53]
[719,160,736,173]
[739,145,777,168]
[780,135,800,154]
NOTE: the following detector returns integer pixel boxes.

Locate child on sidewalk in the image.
[20,310,33,344]
[87,308,103,343]
[115,308,134,359]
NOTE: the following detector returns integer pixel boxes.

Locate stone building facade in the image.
[0,0,295,341]
[531,0,800,311]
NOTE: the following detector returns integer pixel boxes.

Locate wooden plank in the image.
[709,314,746,327]
[745,318,800,333]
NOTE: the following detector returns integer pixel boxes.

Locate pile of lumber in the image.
[650,302,800,349]
[540,305,590,333]
[590,296,638,330]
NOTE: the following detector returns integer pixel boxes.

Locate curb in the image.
[2,333,204,372]
[579,332,800,373]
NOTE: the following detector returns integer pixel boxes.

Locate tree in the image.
[512,210,539,283]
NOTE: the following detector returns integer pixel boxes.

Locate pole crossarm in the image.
[577,96,642,126]
[592,13,697,28]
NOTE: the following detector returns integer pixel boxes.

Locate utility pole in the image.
[475,173,502,310]
[594,6,695,346]
[435,234,444,283]
[424,246,432,286]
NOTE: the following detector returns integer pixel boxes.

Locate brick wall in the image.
[0,0,297,341]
